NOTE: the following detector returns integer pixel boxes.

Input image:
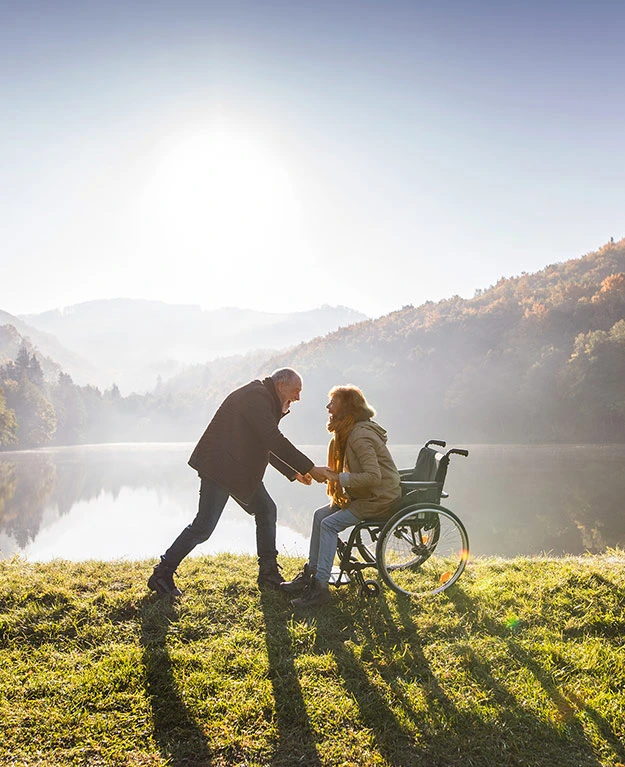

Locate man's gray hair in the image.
[271,367,302,385]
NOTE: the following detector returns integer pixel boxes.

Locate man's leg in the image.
[236,483,282,589]
[148,479,229,595]
[245,482,278,561]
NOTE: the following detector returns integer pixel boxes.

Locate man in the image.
[148,367,329,596]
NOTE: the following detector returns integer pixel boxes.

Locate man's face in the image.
[277,377,302,413]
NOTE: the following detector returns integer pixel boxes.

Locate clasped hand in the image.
[295,466,336,484]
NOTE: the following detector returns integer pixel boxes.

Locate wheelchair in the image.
[330,440,470,598]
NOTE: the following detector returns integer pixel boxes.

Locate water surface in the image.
[1,443,624,561]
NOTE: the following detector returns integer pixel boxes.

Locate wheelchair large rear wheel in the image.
[376,504,469,597]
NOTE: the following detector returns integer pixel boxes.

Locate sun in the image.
[134,126,302,265]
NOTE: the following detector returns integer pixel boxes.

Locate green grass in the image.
[0,552,624,767]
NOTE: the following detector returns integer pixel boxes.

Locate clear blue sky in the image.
[2,0,624,317]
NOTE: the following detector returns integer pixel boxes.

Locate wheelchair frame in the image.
[330,439,470,599]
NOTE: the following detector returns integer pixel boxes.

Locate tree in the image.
[0,385,17,448]
[14,344,30,380]
[4,378,57,448]
[51,372,87,445]
[27,354,45,388]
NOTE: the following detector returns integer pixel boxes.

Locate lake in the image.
[1,443,624,562]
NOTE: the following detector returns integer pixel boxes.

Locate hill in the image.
[146,238,625,443]
[0,310,93,382]
[18,300,367,393]
[259,237,625,443]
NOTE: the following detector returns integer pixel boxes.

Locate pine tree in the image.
[14,344,30,380]
[0,385,18,447]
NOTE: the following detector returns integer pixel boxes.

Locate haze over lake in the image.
[1,443,624,563]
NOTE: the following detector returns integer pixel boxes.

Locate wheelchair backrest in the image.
[412,446,439,481]
[398,442,468,510]
[397,445,450,505]
[411,446,450,487]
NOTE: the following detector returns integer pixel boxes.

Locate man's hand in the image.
[295,472,313,485]
[309,466,333,483]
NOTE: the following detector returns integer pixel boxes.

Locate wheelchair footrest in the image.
[329,567,351,586]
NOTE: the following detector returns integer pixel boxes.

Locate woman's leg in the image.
[308,504,336,573]
[314,507,361,585]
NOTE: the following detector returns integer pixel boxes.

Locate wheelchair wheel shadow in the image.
[259,590,323,767]
[138,595,213,767]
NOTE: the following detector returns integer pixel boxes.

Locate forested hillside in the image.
[1,238,624,448]
[267,237,625,443]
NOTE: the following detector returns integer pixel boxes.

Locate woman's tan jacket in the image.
[339,421,401,520]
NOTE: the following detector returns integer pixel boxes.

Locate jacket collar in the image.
[262,377,288,419]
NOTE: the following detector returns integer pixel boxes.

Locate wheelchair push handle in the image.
[425,439,446,449]
[447,448,469,458]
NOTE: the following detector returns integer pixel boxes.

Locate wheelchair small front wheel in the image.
[359,579,380,599]
[376,504,469,597]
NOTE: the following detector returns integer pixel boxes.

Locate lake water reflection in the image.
[0,443,624,561]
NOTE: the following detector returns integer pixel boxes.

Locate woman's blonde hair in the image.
[329,384,375,422]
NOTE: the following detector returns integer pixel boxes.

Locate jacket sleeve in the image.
[269,452,298,480]
[341,432,382,489]
[241,388,314,476]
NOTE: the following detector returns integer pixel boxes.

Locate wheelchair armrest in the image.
[400,480,439,491]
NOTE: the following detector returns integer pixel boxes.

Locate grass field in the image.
[0,552,624,767]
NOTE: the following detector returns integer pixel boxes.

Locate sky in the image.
[2,0,624,319]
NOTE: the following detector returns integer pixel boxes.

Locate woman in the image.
[281,384,401,607]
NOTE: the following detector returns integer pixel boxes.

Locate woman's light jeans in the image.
[309,503,360,584]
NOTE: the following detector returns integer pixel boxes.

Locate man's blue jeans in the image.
[161,478,278,570]
[308,503,360,584]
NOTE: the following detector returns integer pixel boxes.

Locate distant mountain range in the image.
[0,310,92,381]
[11,300,367,393]
[3,238,625,446]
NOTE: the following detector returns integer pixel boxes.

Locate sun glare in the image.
[135,127,302,271]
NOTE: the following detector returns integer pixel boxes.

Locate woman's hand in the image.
[309,466,334,483]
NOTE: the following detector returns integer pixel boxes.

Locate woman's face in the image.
[326,394,343,422]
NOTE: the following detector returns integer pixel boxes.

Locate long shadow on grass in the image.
[308,589,608,767]
[260,590,323,767]
[391,594,601,765]
[443,587,621,765]
[139,596,213,767]
[317,596,465,767]
[305,595,434,767]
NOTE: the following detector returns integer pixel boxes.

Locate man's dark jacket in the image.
[188,378,314,503]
